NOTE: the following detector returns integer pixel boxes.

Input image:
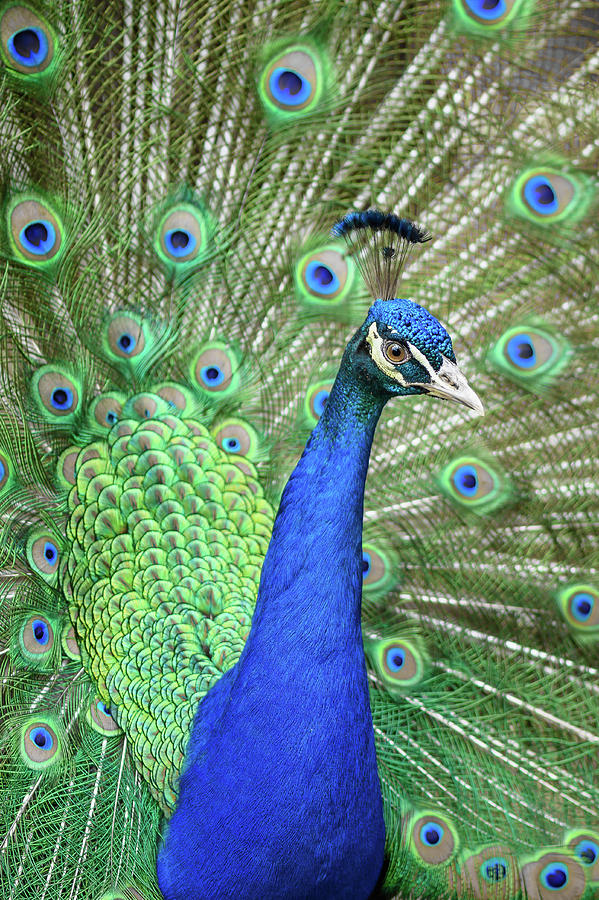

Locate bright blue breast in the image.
[157,363,386,899]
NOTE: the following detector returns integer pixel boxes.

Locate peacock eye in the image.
[556,584,599,636]
[21,719,61,768]
[383,341,409,364]
[0,7,56,77]
[574,839,598,865]
[259,46,325,120]
[409,811,458,865]
[10,198,63,265]
[540,862,569,890]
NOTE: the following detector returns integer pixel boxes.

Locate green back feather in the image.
[0,1,598,898]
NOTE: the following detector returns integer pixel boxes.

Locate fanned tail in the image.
[0,1,597,898]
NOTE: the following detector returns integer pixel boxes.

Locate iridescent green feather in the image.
[0,1,597,899]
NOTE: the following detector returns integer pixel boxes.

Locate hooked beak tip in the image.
[461,390,485,417]
[455,384,485,416]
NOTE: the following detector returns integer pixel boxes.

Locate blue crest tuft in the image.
[332,210,430,244]
[332,209,431,301]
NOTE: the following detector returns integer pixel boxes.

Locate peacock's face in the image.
[356,298,484,413]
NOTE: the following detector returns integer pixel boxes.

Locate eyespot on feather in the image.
[453,0,523,29]
[31,366,81,421]
[88,696,122,736]
[259,45,323,118]
[566,830,599,883]
[26,528,61,583]
[409,811,459,866]
[0,449,13,493]
[508,167,594,226]
[19,613,56,658]
[57,446,79,487]
[556,585,599,639]
[62,623,81,660]
[123,393,170,421]
[20,716,62,769]
[0,5,56,76]
[361,542,399,595]
[294,246,355,307]
[153,382,195,413]
[212,418,260,460]
[89,393,125,430]
[459,844,522,898]
[9,197,63,264]
[192,343,240,397]
[489,324,570,389]
[156,204,209,267]
[303,380,333,426]
[438,455,509,514]
[106,313,147,360]
[521,850,586,900]
[368,637,428,693]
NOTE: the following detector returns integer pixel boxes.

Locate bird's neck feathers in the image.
[162,352,387,898]
[244,347,386,659]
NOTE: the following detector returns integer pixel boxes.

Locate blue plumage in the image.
[158,335,387,899]
[1,3,597,896]
[158,294,478,898]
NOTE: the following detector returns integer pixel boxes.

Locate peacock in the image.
[0,1,597,898]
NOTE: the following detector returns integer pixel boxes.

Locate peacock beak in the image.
[421,356,485,416]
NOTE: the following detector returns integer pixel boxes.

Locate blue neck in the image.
[247,359,383,656]
[157,351,387,900]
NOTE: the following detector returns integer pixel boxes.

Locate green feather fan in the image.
[0,1,598,898]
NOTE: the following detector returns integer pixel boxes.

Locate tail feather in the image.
[0,1,598,898]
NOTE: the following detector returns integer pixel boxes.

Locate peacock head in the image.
[333,210,484,414]
[354,296,483,412]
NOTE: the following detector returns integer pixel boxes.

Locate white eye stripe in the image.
[366,322,408,386]
[406,342,436,382]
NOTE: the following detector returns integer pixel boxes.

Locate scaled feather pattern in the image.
[0,1,598,899]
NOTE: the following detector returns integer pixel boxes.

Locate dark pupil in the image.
[314,265,333,286]
[206,367,220,381]
[462,473,476,488]
[392,654,403,667]
[577,599,592,616]
[482,0,500,8]
[107,412,117,423]
[546,869,567,889]
[581,848,596,864]
[486,863,506,881]
[278,70,302,96]
[517,341,533,359]
[389,344,401,358]
[34,732,46,747]
[34,624,45,639]
[14,28,40,58]
[45,546,55,560]
[52,389,68,407]
[535,184,555,205]
[24,222,48,246]
[362,559,369,572]
[119,334,132,349]
[170,230,189,249]
[425,828,440,845]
